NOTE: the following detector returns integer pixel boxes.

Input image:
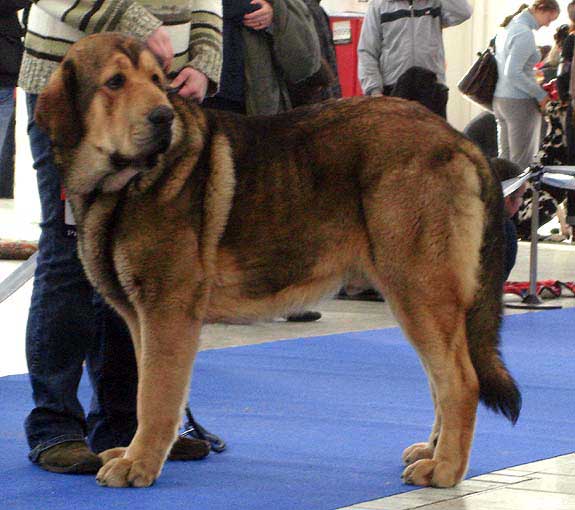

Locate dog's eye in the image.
[106,74,125,90]
[152,74,161,85]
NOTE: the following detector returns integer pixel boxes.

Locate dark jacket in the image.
[217,0,258,104]
[289,0,342,106]
[214,0,322,115]
[0,0,29,87]
[558,33,574,102]
[241,0,321,115]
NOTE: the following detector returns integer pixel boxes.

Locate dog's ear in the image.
[35,59,83,147]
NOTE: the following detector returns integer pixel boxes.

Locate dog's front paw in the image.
[402,442,434,465]
[402,458,462,488]
[96,457,159,488]
[99,447,127,465]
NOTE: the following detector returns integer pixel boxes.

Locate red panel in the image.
[329,15,365,97]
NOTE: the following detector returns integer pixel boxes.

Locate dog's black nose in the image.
[148,106,174,125]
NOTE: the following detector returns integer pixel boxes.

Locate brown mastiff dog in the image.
[36,33,521,488]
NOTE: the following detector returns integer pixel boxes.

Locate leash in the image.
[0,252,38,304]
[180,406,227,453]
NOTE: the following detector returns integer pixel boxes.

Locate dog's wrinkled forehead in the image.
[66,32,146,62]
[64,33,156,87]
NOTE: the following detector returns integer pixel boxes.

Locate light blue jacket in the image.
[494,9,547,102]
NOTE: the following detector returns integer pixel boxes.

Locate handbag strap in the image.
[489,37,496,54]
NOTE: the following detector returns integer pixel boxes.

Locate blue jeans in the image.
[503,217,518,281]
[24,94,138,461]
[0,87,14,146]
[0,87,15,198]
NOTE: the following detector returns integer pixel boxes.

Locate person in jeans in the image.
[556,1,575,238]
[0,1,28,198]
[493,0,560,171]
[19,0,222,475]
[490,158,527,280]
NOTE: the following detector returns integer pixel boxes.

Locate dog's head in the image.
[36,33,179,193]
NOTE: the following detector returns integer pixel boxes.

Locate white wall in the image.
[322,0,572,130]
[322,0,369,14]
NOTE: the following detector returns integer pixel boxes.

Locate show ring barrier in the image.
[502,165,575,310]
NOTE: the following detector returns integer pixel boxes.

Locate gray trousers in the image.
[493,97,542,171]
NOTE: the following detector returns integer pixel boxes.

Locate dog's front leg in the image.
[96,311,202,488]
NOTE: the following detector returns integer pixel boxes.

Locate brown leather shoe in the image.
[37,441,102,474]
[168,436,211,461]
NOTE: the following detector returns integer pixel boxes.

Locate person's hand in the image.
[539,95,550,111]
[243,0,273,31]
[170,67,209,102]
[146,27,174,71]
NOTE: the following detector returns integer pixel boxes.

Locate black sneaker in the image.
[337,289,385,302]
[37,441,102,474]
[285,311,322,322]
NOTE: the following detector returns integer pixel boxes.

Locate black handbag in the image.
[458,38,498,111]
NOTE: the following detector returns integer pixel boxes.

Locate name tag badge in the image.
[64,199,77,238]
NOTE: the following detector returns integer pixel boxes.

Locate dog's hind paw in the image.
[402,442,435,465]
[402,459,462,488]
[96,457,158,488]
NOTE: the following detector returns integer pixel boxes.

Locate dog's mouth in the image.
[109,131,172,170]
[96,132,171,193]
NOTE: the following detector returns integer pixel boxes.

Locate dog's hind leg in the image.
[385,292,479,487]
[402,378,441,465]
[360,148,494,487]
[96,308,202,488]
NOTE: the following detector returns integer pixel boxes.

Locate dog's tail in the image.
[465,157,522,424]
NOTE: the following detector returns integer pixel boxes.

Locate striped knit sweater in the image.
[19,0,223,94]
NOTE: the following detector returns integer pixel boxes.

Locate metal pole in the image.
[524,183,541,304]
[506,168,561,310]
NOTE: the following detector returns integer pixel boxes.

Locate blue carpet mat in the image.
[1,309,574,509]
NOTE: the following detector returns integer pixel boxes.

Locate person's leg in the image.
[503,217,518,281]
[87,289,212,460]
[0,109,15,198]
[565,104,575,164]
[498,98,542,171]
[24,94,101,473]
[565,190,575,237]
[0,87,15,198]
[493,98,510,161]
[430,84,448,119]
[0,87,14,147]
[562,104,575,239]
[86,297,138,453]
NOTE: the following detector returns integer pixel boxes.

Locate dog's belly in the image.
[205,274,343,323]
[205,242,370,323]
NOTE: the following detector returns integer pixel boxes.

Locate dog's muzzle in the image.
[109,106,175,171]
[148,105,174,126]
[148,105,174,153]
